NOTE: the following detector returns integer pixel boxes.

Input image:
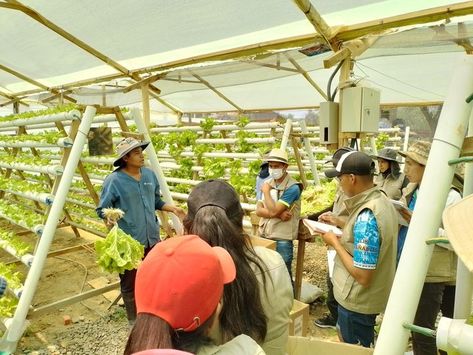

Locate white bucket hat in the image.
[443,194,473,272]
[113,137,149,166]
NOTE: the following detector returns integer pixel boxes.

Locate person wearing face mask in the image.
[256,148,303,281]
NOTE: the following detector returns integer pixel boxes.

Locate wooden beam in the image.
[239,60,300,73]
[161,77,202,84]
[323,47,351,69]
[0,63,77,103]
[335,1,473,43]
[292,0,334,48]
[148,91,182,115]
[0,91,29,107]
[191,72,243,112]
[123,73,164,93]
[431,23,473,54]
[141,84,151,129]
[30,281,120,316]
[40,90,74,104]
[284,53,328,100]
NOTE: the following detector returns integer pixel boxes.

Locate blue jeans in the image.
[276,240,293,281]
[337,304,377,348]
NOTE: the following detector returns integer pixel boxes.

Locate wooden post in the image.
[294,239,306,300]
[290,135,308,188]
[141,84,151,130]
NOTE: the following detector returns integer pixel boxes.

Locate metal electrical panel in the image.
[340,87,380,133]
[319,101,339,144]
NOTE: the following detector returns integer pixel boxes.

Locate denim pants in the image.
[337,304,377,348]
[276,240,293,281]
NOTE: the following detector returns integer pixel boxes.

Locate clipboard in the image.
[390,199,410,226]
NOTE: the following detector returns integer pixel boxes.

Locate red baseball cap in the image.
[135,235,236,332]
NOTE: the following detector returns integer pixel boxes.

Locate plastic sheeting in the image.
[0,0,472,112]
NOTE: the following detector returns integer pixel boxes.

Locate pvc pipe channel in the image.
[437,317,473,354]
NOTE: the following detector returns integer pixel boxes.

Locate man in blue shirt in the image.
[322,151,398,347]
[97,137,185,324]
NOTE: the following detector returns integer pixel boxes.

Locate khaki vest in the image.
[400,183,457,283]
[333,185,349,217]
[332,187,398,314]
[375,172,406,201]
[258,175,302,241]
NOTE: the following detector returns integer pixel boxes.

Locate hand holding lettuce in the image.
[95,208,144,274]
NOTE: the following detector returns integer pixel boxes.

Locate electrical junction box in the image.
[319,101,339,144]
[340,87,380,133]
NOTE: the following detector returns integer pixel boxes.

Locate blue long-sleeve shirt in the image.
[96,167,166,248]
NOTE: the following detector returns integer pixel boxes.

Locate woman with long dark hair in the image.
[372,148,409,200]
[184,179,293,355]
[124,234,265,355]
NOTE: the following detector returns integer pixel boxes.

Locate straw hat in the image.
[265,148,288,164]
[443,194,473,272]
[398,140,431,166]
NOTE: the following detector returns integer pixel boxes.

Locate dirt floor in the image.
[1,224,337,354]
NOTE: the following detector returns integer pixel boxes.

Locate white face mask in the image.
[269,168,284,180]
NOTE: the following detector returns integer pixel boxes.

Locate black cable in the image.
[327,59,344,102]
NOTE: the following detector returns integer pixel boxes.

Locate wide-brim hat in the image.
[398,140,431,166]
[265,148,288,164]
[443,194,473,272]
[372,148,401,163]
[113,137,150,166]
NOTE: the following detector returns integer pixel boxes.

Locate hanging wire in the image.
[355,62,444,98]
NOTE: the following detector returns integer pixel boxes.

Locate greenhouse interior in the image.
[1,0,473,354]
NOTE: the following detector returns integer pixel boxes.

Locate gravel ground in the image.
[18,241,332,354]
[19,307,130,355]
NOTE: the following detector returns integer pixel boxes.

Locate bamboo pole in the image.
[284,53,328,100]
[239,60,299,73]
[0,63,76,103]
[191,72,243,112]
[292,0,334,47]
[141,84,151,130]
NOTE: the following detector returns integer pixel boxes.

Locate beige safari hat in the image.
[398,140,431,166]
[265,148,288,164]
[113,137,149,166]
[443,194,473,272]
